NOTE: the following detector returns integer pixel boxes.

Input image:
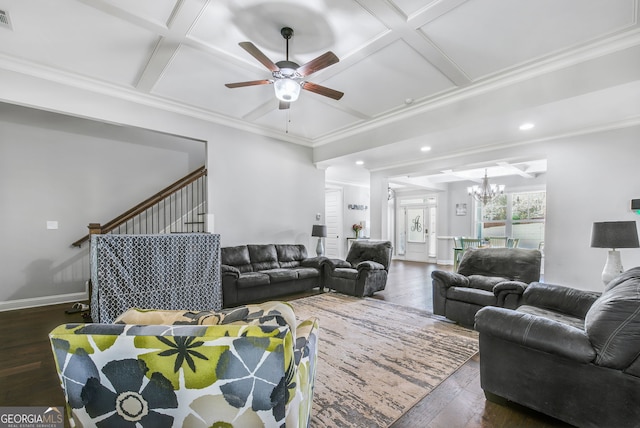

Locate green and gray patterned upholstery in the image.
[49,301,319,428]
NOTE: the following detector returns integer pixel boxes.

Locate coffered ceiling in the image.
[0,0,639,186]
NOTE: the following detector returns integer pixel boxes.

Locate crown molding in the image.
[0,53,314,147]
[368,115,640,175]
[312,28,640,148]
[0,26,638,152]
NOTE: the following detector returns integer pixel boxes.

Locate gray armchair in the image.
[475,267,640,428]
[432,247,542,326]
[322,240,392,297]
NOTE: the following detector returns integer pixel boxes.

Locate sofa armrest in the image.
[356,260,385,271]
[475,307,596,363]
[300,257,327,269]
[221,264,240,278]
[291,317,319,426]
[494,280,527,307]
[322,258,351,269]
[431,270,470,288]
[523,282,601,319]
[295,317,319,358]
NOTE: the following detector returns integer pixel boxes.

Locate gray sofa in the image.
[322,240,392,297]
[432,247,542,326]
[475,267,640,428]
[221,244,324,307]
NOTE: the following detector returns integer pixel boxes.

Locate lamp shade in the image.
[590,221,640,249]
[311,225,327,238]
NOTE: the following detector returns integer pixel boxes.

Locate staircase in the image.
[72,166,207,247]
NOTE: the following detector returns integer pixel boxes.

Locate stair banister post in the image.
[88,223,102,236]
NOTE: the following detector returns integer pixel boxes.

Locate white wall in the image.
[544,126,640,291]
[0,109,205,307]
[208,126,325,247]
[0,70,325,309]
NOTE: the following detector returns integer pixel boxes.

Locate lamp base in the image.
[602,249,624,286]
[316,237,324,257]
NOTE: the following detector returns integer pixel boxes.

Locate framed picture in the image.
[456,203,467,216]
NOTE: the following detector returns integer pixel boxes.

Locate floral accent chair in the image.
[49,301,319,428]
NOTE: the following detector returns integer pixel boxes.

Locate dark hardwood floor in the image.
[0,260,570,427]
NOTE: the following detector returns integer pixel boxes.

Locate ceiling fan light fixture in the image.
[274,77,301,102]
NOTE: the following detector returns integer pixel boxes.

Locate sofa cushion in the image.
[447,286,496,307]
[236,272,271,289]
[114,301,297,334]
[248,244,280,271]
[523,281,600,319]
[293,267,320,280]
[333,267,358,280]
[261,268,298,283]
[585,267,640,369]
[221,245,253,273]
[517,305,585,330]
[467,275,508,292]
[276,244,307,268]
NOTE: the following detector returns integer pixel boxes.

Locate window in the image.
[476,190,545,249]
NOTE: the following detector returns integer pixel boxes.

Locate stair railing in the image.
[71,166,207,248]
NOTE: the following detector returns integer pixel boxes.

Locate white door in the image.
[405,206,429,262]
[396,197,437,262]
[325,189,343,258]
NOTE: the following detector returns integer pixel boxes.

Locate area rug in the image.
[289,292,479,428]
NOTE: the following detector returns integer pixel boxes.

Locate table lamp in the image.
[311,224,327,256]
[590,221,639,285]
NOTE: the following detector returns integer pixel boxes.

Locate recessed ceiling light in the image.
[420,146,431,152]
[355,160,364,165]
[519,123,535,130]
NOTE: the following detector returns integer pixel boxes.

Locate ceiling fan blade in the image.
[239,41,279,72]
[302,81,344,100]
[225,79,272,88]
[279,101,290,110]
[297,51,339,77]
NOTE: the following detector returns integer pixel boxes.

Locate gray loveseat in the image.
[221,244,324,307]
[475,267,640,428]
[432,247,542,326]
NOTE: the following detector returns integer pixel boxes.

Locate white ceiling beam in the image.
[497,161,537,178]
[135,0,211,92]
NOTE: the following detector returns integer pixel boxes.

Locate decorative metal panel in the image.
[90,233,221,323]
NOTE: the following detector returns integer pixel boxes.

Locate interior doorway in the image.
[325,188,343,258]
[395,196,437,262]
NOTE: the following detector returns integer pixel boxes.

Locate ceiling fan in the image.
[225,27,344,110]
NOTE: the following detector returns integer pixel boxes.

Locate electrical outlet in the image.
[47,221,58,230]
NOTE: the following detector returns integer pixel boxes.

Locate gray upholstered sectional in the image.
[221,244,324,307]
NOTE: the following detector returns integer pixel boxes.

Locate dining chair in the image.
[487,237,508,248]
[453,237,464,271]
[461,238,483,249]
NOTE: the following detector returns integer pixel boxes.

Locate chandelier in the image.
[467,169,505,205]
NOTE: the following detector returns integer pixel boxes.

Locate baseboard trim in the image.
[0,292,88,312]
